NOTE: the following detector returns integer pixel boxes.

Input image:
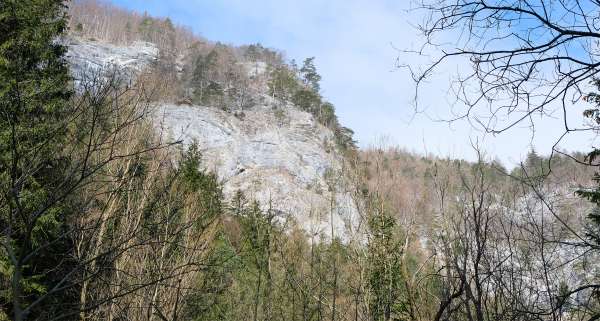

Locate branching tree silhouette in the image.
[409,2,600,320]
[407,0,600,157]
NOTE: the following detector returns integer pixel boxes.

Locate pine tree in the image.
[0,0,73,320]
[300,57,321,92]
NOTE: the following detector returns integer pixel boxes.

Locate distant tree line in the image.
[68,0,357,154]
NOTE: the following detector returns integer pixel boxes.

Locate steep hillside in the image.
[66,37,158,83]
[66,35,360,240]
[157,102,359,239]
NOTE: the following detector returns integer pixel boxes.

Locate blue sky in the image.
[108,0,593,166]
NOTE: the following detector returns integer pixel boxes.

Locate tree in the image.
[410,0,600,153]
[318,102,337,127]
[268,66,299,101]
[0,2,222,320]
[292,88,321,114]
[0,1,73,319]
[300,57,322,92]
[238,201,276,321]
[154,18,178,89]
[138,12,155,42]
[183,232,239,321]
[244,43,263,62]
[578,81,600,251]
[366,206,408,321]
[192,50,221,105]
[410,3,600,319]
[334,126,357,152]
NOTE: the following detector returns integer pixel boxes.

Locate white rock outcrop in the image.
[66,37,158,84]
[156,102,361,241]
[66,38,361,241]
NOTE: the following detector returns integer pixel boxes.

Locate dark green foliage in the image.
[238,201,275,321]
[183,196,280,321]
[292,88,321,114]
[192,50,224,106]
[525,148,542,169]
[138,13,155,42]
[268,66,299,100]
[268,57,356,152]
[335,126,357,152]
[367,208,408,321]
[204,82,225,105]
[586,205,600,247]
[184,233,240,321]
[242,43,283,66]
[0,0,74,319]
[317,102,336,127]
[181,142,223,229]
[577,174,600,246]
[192,50,217,86]
[244,43,263,62]
[300,57,321,92]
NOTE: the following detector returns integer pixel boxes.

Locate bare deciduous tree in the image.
[407,0,600,153]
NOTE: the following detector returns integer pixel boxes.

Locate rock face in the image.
[65,38,158,84]
[67,38,361,241]
[156,102,361,240]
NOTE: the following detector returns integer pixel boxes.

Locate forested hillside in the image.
[67,0,356,152]
[2,1,600,321]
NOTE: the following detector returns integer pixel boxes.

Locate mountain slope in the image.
[67,38,361,240]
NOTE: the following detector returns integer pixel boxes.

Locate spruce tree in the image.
[0,0,73,320]
[367,202,408,321]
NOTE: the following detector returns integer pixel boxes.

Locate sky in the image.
[108,0,594,167]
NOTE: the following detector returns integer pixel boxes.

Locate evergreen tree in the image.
[292,88,321,113]
[192,50,222,105]
[300,57,321,92]
[185,232,239,321]
[268,66,298,101]
[334,126,357,151]
[0,1,74,320]
[290,59,299,74]
[138,12,155,42]
[180,142,223,228]
[524,148,545,176]
[367,203,408,321]
[318,101,336,127]
[244,43,263,62]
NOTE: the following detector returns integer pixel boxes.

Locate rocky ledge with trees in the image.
[2,1,600,321]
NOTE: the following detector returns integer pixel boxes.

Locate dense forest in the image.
[2,1,600,321]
